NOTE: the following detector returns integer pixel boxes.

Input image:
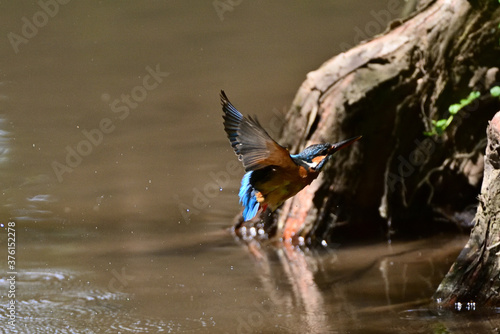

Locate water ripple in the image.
[0,270,185,333]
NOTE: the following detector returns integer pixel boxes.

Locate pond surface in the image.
[0,1,495,333]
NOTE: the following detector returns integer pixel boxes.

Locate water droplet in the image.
[298,236,305,246]
[321,240,328,247]
[219,187,223,191]
[186,209,190,212]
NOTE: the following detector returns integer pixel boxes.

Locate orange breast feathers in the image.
[252,164,320,211]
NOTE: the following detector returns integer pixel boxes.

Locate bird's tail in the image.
[238,172,259,221]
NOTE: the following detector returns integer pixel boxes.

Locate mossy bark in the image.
[249,0,500,245]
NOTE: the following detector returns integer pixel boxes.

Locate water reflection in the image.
[0,118,9,166]
[277,244,327,333]
[0,221,484,334]
[400,307,500,333]
[0,112,60,222]
[237,236,469,333]
[6,187,58,222]
[242,240,328,333]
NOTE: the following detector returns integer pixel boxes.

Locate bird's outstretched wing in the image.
[220,90,294,172]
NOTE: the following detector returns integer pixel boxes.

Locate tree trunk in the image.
[434,110,500,307]
[249,0,500,245]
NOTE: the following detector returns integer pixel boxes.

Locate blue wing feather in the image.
[239,171,259,221]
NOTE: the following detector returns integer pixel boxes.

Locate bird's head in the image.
[291,136,362,172]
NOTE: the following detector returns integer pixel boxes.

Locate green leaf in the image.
[432,90,482,137]
[435,119,447,128]
[469,91,480,100]
[449,104,461,114]
[461,91,480,105]
[490,86,500,97]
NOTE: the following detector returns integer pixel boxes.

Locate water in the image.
[0,1,494,333]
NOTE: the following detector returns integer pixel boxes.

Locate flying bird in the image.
[220,90,361,221]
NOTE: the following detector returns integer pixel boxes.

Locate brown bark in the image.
[434,111,500,307]
[251,0,500,245]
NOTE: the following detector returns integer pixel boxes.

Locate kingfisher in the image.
[220,90,361,222]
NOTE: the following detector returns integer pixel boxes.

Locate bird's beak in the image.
[329,135,362,154]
